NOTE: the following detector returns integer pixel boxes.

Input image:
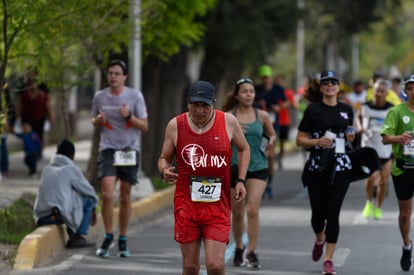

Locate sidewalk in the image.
[0,112,93,209]
[2,138,174,272]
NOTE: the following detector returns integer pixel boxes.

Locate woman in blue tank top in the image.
[222,77,276,269]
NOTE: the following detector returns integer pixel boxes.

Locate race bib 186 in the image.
[113,150,136,166]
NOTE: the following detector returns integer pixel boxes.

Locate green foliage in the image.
[151,177,170,191]
[201,0,299,79]
[305,0,401,36]
[1,0,217,91]
[141,0,216,60]
[1,0,216,141]
[291,0,405,81]
[358,0,414,80]
[0,196,36,244]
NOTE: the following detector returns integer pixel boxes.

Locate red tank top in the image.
[175,110,232,210]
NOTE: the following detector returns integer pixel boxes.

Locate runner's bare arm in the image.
[225,113,249,202]
[259,110,277,149]
[158,118,178,183]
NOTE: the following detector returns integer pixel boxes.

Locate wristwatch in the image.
[236,178,246,186]
[126,111,132,120]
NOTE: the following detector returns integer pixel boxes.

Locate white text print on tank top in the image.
[181,144,228,171]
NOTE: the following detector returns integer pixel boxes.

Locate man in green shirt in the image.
[381,74,414,272]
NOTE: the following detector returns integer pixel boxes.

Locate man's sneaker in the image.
[362,201,373,218]
[117,239,131,258]
[373,207,382,220]
[400,243,412,271]
[312,239,325,262]
[96,237,114,257]
[66,234,95,249]
[245,251,260,268]
[322,259,336,275]
[233,246,245,266]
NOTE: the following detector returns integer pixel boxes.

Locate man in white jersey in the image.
[91,60,148,258]
[360,79,393,220]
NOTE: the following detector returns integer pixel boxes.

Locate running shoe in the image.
[96,237,114,257]
[245,251,260,268]
[312,239,325,262]
[322,258,336,275]
[117,239,131,258]
[401,242,412,271]
[373,207,382,220]
[66,234,95,249]
[233,246,245,266]
[362,201,373,218]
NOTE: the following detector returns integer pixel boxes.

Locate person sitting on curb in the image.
[33,139,98,248]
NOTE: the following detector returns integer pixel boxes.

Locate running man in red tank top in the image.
[158,80,250,275]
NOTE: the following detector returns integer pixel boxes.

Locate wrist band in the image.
[126,112,132,120]
[236,178,246,186]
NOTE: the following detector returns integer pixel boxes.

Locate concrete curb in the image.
[12,186,175,272]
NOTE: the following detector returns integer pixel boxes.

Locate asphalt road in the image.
[13,152,406,275]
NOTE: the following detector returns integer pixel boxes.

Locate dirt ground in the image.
[0,243,16,273]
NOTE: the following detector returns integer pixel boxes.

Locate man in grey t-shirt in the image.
[91,59,148,258]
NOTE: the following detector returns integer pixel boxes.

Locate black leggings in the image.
[306,170,351,243]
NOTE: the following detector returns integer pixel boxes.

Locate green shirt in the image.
[231,109,268,172]
[381,103,414,175]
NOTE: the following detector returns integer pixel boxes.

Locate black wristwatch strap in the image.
[126,111,132,120]
[236,178,246,186]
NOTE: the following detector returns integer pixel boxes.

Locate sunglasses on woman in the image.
[321,79,339,86]
[236,78,254,85]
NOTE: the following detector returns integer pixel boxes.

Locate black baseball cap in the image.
[188,81,215,106]
[320,70,339,82]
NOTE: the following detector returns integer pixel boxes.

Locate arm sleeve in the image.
[298,106,312,133]
[381,107,397,136]
[135,91,148,119]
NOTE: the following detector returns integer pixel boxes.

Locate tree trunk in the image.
[48,87,69,145]
[85,67,106,190]
[141,48,190,177]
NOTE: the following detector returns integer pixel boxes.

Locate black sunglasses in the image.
[321,79,339,86]
[236,78,253,85]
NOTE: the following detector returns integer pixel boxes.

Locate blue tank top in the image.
[231,109,268,172]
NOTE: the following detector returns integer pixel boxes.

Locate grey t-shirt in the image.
[91,86,148,151]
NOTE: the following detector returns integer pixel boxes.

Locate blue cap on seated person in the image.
[188,81,215,106]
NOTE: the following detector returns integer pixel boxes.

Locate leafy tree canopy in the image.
[201,0,299,80]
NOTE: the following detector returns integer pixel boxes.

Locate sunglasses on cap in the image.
[321,79,339,86]
[236,77,253,85]
[109,59,127,74]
